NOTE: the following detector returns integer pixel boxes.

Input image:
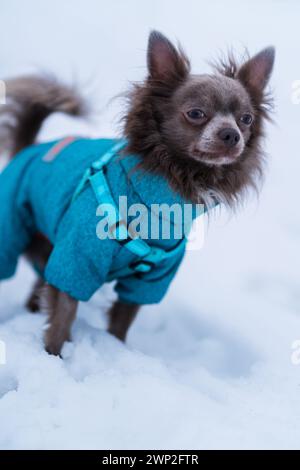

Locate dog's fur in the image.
[0,75,87,156]
[0,31,275,355]
[124,33,274,208]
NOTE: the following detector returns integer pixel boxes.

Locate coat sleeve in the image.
[114,249,185,305]
[44,194,120,301]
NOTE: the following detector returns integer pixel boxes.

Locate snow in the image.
[0,0,300,450]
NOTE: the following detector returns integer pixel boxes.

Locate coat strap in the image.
[71,140,186,278]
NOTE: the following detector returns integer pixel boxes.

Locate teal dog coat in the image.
[0,138,201,304]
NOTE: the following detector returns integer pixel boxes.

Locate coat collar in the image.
[120,154,184,208]
[119,152,204,227]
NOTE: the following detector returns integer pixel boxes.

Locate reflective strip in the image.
[42,136,78,162]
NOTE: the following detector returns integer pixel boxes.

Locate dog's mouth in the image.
[191,148,241,166]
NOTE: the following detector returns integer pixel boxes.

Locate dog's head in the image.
[124,31,275,205]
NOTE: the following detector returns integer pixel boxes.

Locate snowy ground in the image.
[0,0,300,450]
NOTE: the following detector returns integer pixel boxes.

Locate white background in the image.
[0,0,300,449]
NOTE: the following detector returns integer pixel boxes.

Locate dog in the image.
[0,31,275,356]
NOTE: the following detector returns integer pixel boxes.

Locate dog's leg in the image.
[107,301,140,341]
[43,284,78,356]
[24,233,53,313]
[26,277,44,313]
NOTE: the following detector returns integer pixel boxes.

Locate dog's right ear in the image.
[147,30,190,83]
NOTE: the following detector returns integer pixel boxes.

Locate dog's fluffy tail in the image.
[0,75,87,158]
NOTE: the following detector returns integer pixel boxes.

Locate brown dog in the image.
[0,31,275,355]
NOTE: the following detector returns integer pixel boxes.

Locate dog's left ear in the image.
[147,30,190,83]
[237,47,275,93]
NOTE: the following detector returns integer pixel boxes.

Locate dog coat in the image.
[0,138,201,303]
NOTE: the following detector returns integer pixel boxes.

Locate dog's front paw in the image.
[45,340,63,357]
[108,326,127,342]
[45,342,63,357]
[44,329,69,357]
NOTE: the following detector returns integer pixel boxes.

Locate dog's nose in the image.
[218,128,240,148]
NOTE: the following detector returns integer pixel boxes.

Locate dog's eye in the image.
[186,109,206,120]
[240,113,253,125]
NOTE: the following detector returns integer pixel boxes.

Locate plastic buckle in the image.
[129,259,155,274]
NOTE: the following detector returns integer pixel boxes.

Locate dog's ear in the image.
[147,30,190,83]
[237,47,275,93]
